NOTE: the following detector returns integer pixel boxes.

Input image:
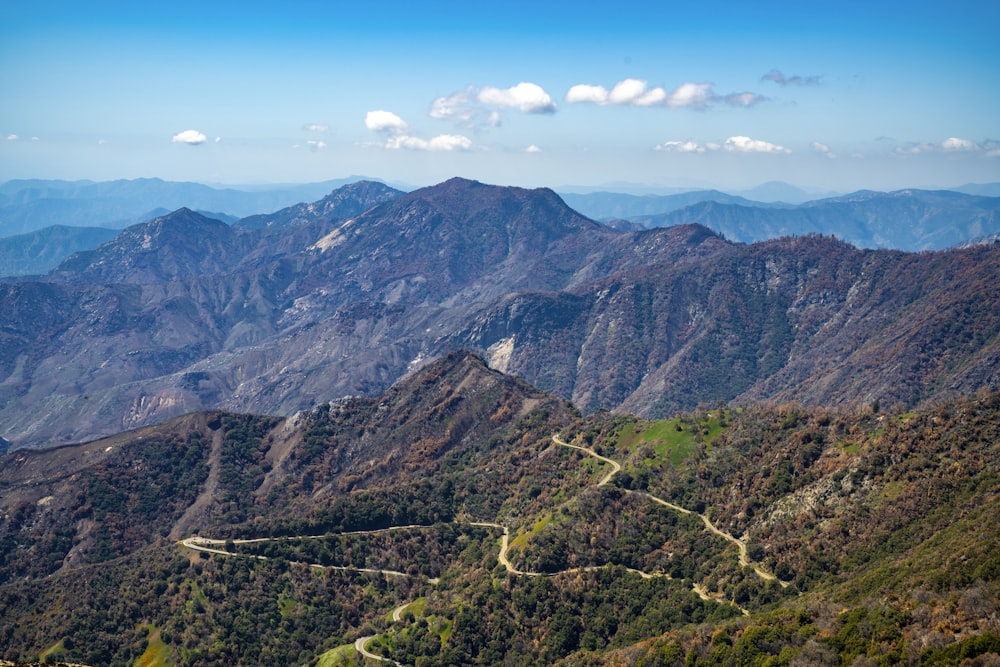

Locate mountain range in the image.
[565,188,1000,251]
[1,177,997,450]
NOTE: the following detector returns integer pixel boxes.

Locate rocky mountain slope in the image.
[1,178,998,449]
[0,353,996,665]
[49,208,250,284]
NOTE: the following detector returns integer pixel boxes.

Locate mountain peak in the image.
[236,180,403,230]
[146,207,229,229]
[50,207,241,283]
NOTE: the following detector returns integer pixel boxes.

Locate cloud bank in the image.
[895,137,992,155]
[385,134,472,151]
[655,135,790,154]
[366,110,472,152]
[566,79,766,109]
[430,82,555,129]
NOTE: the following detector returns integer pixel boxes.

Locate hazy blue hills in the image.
[634,189,1000,250]
[559,189,777,220]
[4,177,998,253]
[0,225,118,277]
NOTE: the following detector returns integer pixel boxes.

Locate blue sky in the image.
[2,1,998,192]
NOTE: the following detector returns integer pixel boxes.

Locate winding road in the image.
[178,429,791,664]
[180,531,437,582]
[550,433,785,587]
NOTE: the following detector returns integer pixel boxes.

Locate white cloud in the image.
[430,90,477,122]
[565,83,609,104]
[762,69,822,86]
[365,110,408,132]
[941,137,978,151]
[477,82,556,114]
[172,129,207,145]
[385,133,472,151]
[429,83,555,129]
[6,134,17,141]
[214,136,221,143]
[97,139,107,145]
[565,79,668,107]
[307,140,327,151]
[811,141,836,158]
[611,79,668,106]
[655,140,707,153]
[303,123,329,132]
[666,82,714,109]
[525,144,542,153]
[724,135,790,153]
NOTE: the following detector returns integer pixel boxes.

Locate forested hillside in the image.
[0,353,996,665]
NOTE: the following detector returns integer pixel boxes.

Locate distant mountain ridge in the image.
[0,176,399,237]
[634,188,1000,250]
[1,177,997,449]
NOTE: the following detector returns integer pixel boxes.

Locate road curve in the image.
[391,601,412,623]
[552,434,621,486]
[354,636,403,666]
